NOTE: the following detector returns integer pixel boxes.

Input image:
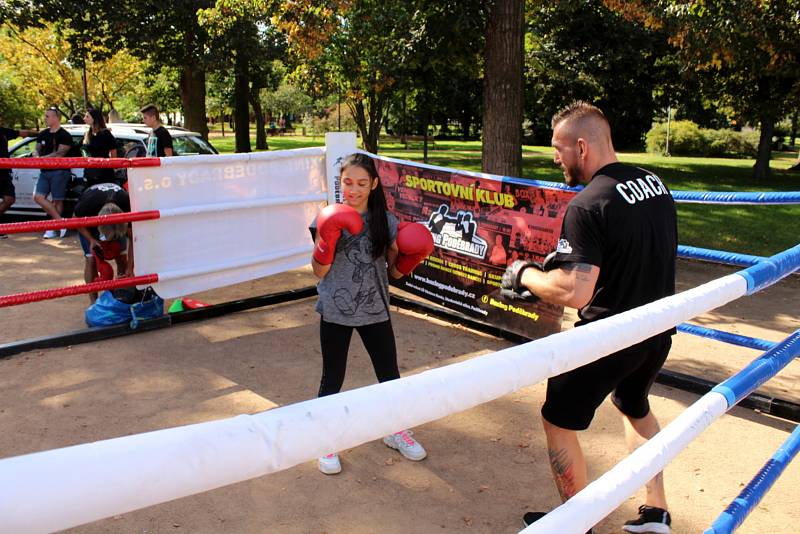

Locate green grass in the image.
[211,133,800,256]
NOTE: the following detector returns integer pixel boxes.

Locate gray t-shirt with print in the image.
[310,211,398,326]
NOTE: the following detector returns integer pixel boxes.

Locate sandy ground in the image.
[0,233,798,534]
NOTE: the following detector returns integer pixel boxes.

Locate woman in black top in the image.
[82,109,118,187]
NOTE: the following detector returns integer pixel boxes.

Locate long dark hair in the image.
[84,108,108,144]
[340,153,389,260]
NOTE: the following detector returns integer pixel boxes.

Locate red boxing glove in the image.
[395,222,434,275]
[98,240,122,260]
[91,241,123,282]
[92,250,114,281]
[313,203,364,265]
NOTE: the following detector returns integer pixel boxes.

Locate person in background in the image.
[82,109,118,188]
[0,123,37,238]
[74,182,133,303]
[33,106,74,239]
[140,104,174,157]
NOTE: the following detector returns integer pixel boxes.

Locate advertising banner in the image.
[376,157,577,339]
[129,149,328,298]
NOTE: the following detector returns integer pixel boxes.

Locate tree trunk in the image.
[249,86,268,150]
[753,114,773,180]
[481,0,524,177]
[234,52,251,154]
[351,95,383,154]
[179,66,208,139]
[790,111,797,147]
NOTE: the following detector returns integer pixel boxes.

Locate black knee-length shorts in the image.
[541,334,672,431]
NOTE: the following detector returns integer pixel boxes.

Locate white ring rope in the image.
[0,274,747,532]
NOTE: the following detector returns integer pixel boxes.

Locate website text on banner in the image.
[375,157,576,339]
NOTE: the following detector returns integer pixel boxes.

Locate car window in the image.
[172,135,217,155]
[9,138,37,157]
[118,139,147,158]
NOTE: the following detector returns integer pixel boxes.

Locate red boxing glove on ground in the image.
[313,203,364,265]
[395,222,434,275]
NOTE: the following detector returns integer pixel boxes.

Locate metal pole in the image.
[82,64,89,111]
[665,105,672,156]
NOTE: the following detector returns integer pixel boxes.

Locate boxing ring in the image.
[0,134,798,533]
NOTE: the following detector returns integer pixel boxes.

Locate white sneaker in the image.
[59,228,68,238]
[383,430,427,461]
[42,230,57,239]
[318,453,341,475]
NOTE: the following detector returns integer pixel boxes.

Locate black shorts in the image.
[541,333,672,431]
[0,174,14,198]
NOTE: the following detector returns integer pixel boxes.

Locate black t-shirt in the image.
[85,129,116,158]
[551,162,677,327]
[36,127,74,171]
[149,126,174,157]
[0,126,19,179]
[83,129,118,186]
[74,183,130,217]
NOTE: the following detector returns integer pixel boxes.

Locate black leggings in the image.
[318,318,400,397]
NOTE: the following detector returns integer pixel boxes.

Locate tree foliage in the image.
[605,0,800,177]
[0,23,146,118]
[525,0,670,149]
[199,1,287,151]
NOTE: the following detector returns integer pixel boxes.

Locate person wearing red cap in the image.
[309,153,434,475]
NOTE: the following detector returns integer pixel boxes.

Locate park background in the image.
[1,1,798,261]
[1,2,800,533]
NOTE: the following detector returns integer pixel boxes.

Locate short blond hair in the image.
[98,203,127,241]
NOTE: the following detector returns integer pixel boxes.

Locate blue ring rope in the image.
[495,179,800,205]
[678,245,765,267]
[367,152,800,204]
[672,190,800,205]
[711,330,800,407]
[677,324,776,352]
[735,244,800,295]
[704,424,800,534]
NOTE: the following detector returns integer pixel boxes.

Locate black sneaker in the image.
[522,511,593,533]
[0,234,7,239]
[623,505,671,533]
[522,511,547,527]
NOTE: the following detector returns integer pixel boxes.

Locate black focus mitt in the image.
[499,252,558,302]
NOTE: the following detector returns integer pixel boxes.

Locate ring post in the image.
[324,132,358,205]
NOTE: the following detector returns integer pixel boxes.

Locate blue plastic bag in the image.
[130,290,164,329]
[85,288,164,328]
[85,291,132,327]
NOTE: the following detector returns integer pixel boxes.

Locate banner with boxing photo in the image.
[373,155,576,339]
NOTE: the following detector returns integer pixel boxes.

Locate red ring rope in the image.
[0,157,161,169]
[0,274,159,308]
[0,210,161,234]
